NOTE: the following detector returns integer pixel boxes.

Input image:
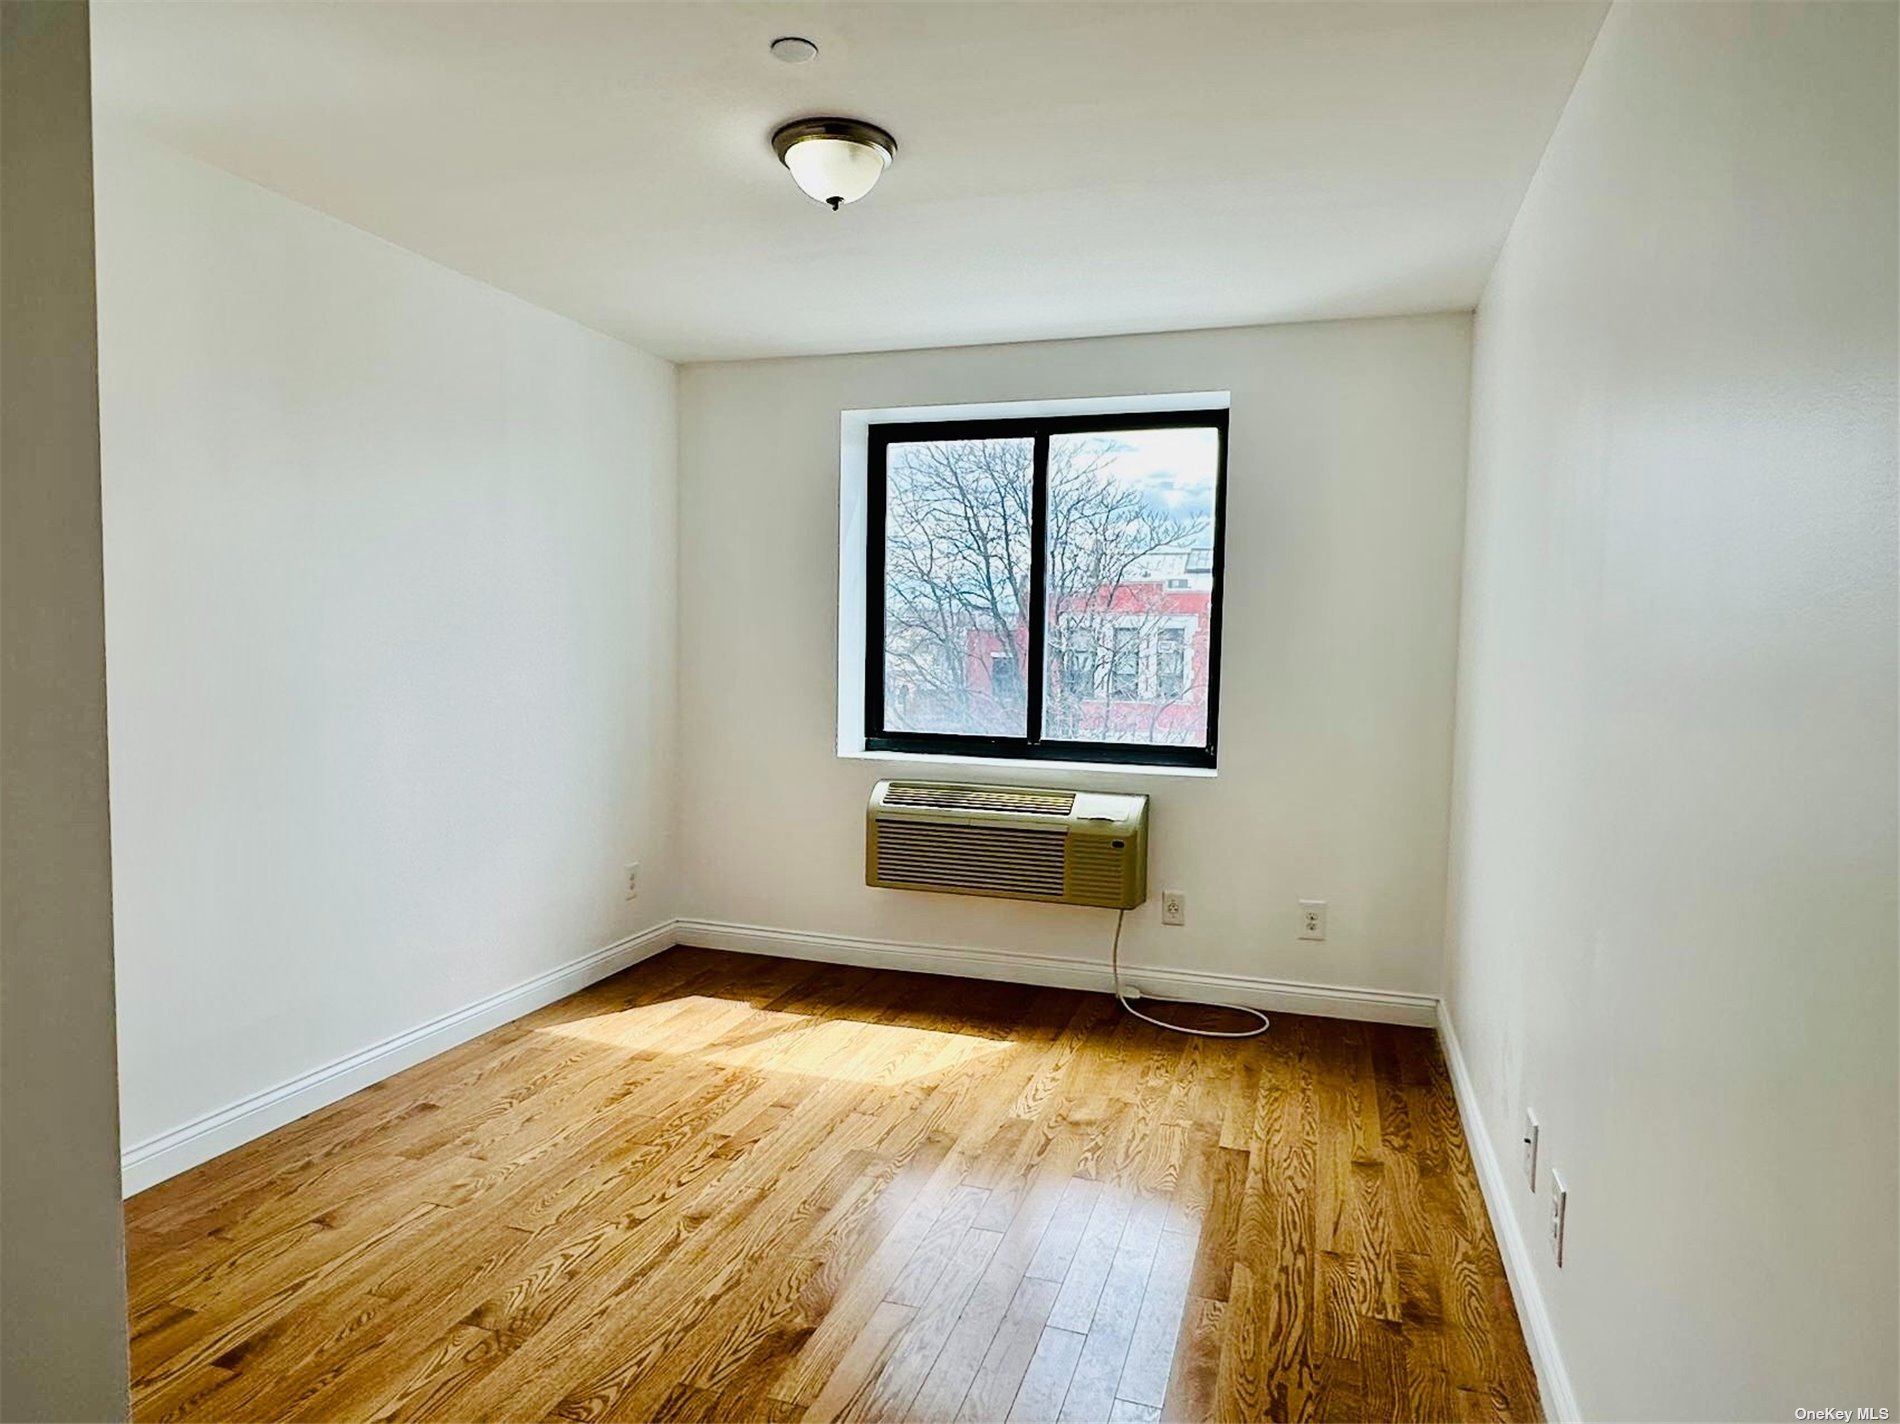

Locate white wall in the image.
[678,316,1471,1005]
[94,132,679,1175]
[1,5,131,1416]
[1444,3,1898,1419]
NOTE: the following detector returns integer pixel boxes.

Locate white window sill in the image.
[839,747,1217,780]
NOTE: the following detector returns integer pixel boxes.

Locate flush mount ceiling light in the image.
[771,117,897,211]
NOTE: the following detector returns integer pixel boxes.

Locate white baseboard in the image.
[119,922,676,1196]
[120,916,1440,1198]
[1436,1002,1581,1423]
[673,918,1438,1027]
[121,919,1561,1417]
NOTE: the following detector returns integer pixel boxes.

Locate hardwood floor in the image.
[125,947,1541,1423]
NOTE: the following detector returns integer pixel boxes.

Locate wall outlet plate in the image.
[624,862,640,900]
[1522,1110,1540,1191]
[1161,891,1186,926]
[1548,1169,1568,1266]
[1298,899,1327,941]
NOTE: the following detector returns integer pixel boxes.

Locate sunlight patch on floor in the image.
[538,995,1014,1082]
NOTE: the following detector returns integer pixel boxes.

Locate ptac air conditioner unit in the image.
[866,780,1148,909]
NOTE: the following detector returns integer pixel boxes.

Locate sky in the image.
[1056,426,1220,523]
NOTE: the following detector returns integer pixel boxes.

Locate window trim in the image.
[863,407,1228,771]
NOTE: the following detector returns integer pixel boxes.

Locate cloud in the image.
[1060,427,1220,521]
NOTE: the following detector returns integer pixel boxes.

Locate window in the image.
[989,651,1020,699]
[1110,625,1142,699]
[866,409,1226,768]
[1060,636,1097,698]
[1155,627,1187,700]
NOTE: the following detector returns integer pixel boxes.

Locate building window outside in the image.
[1062,640,1097,699]
[1155,626,1187,701]
[1110,625,1142,700]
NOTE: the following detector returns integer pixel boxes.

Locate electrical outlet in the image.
[1298,899,1327,941]
[624,862,640,900]
[1522,1110,1540,1191]
[1161,891,1187,926]
[1548,1169,1568,1266]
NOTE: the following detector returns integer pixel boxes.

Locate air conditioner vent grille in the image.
[866,779,1146,910]
[872,821,1067,898]
[882,784,1077,816]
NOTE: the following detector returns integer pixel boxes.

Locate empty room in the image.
[2,1,1895,1421]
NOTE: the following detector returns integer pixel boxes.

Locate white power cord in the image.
[1109,908,1270,1039]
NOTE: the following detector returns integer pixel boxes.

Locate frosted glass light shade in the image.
[784,137,888,208]
[771,119,897,210]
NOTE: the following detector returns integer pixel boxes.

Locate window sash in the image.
[865,408,1227,770]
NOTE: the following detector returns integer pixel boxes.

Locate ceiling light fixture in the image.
[771,117,897,211]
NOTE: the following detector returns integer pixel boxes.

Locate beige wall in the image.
[0,3,132,1418]
[93,131,680,1190]
[678,315,1471,1006]
[1445,2,1899,1417]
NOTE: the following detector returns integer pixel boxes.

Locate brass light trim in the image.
[770,117,898,166]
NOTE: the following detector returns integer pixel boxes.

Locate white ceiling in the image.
[92,1,1606,363]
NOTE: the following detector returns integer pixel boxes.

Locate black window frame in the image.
[864,407,1228,770]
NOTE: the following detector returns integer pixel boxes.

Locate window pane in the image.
[1043,426,1219,747]
[882,435,1034,737]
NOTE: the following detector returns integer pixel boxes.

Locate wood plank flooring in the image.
[125,947,1542,1423]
